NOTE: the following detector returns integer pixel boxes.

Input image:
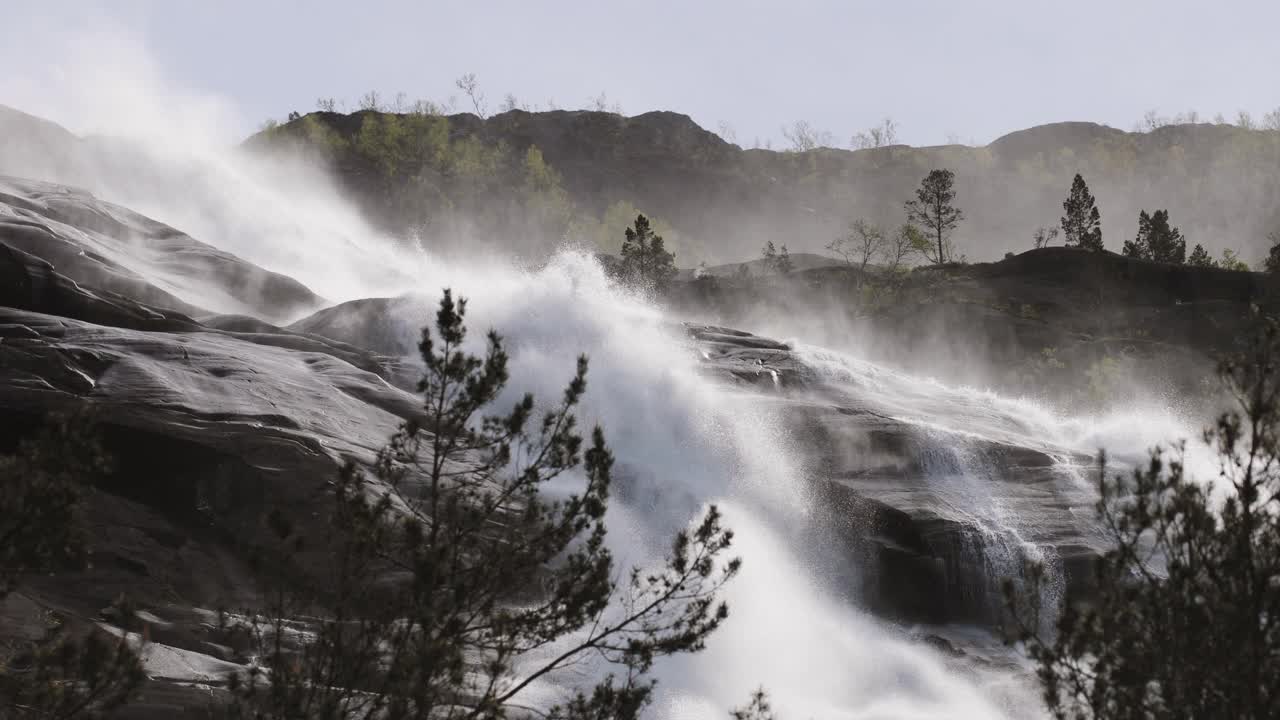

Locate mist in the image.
[1,13,1243,720]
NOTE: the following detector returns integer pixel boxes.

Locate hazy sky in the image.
[5,0,1280,148]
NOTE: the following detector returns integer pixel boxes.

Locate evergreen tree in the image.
[0,416,143,719]
[1059,174,1103,251]
[1123,209,1186,263]
[231,290,739,720]
[619,214,678,293]
[904,169,963,264]
[1006,315,1280,719]
[1187,243,1213,266]
[1266,230,1280,273]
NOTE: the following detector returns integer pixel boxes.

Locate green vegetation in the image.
[1060,174,1103,251]
[1220,248,1251,271]
[619,214,678,293]
[0,416,143,719]
[1006,316,1280,719]
[229,290,739,720]
[905,169,963,264]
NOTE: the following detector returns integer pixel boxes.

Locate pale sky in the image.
[5,0,1280,147]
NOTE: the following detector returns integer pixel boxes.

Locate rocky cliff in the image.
[0,176,1121,714]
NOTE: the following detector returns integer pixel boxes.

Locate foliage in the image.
[0,415,144,719]
[2,629,145,720]
[230,290,739,720]
[1266,230,1280,273]
[1123,209,1186,264]
[781,121,833,152]
[1060,174,1103,251]
[1006,315,1280,719]
[1220,248,1251,272]
[729,688,777,720]
[762,242,794,275]
[585,202,688,258]
[827,219,886,275]
[619,214,678,294]
[1187,243,1213,267]
[904,169,963,264]
[1033,226,1060,249]
[851,118,898,150]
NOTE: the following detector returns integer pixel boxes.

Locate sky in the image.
[4,0,1280,148]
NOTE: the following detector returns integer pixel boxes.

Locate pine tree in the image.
[1006,315,1280,719]
[619,214,678,293]
[1124,209,1186,264]
[230,290,740,720]
[1187,243,1213,267]
[1059,174,1103,251]
[904,169,964,264]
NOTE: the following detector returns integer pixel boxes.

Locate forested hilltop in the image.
[247,107,1280,264]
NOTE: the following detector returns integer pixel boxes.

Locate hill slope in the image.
[249,109,1280,263]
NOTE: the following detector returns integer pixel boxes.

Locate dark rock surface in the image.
[683,322,1103,626]
[0,174,1107,712]
[0,176,324,323]
[0,193,422,713]
[670,246,1273,406]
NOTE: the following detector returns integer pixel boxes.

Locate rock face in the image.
[0,176,1105,713]
[669,246,1274,407]
[682,324,1103,626]
[0,176,324,323]
[0,180,422,716]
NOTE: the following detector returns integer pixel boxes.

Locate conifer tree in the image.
[1006,315,1280,719]
[231,290,739,720]
[1123,209,1186,264]
[904,169,963,264]
[1187,243,1213,267]
[1059,174,1103,251]
[619,214,678,293]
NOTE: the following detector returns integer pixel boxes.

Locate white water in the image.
[1,30,1213,716]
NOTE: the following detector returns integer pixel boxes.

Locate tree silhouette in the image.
[1265,230,1280,273]
[762,242,794,275]
[904,169,963,264]
[1006,315,1280,719]
[1123,209,1186,264]
[619,214,678,293]
[230,290,739,720]
[1060,174,1103,251]
[1188,243,1213,267]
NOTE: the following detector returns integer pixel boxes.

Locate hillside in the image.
[668,246,1278,408]
[247,109,1280,264]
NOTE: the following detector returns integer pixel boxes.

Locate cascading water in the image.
[3,43,1210,711]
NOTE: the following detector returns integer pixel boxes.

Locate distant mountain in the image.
[4,104,1279,265]
[247,109,1280,264]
